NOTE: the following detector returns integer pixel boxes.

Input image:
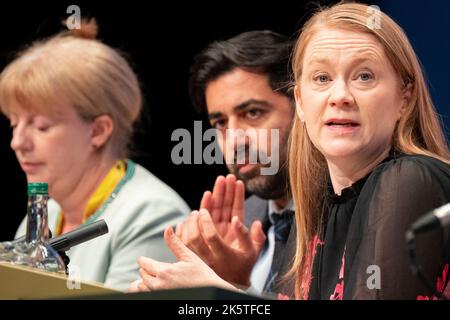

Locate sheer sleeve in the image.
[344,155,450,299]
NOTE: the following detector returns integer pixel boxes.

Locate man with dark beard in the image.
[176,31,295,294]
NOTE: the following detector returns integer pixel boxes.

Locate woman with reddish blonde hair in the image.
[288,2,449,299]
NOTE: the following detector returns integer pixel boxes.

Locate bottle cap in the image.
[27,182,48,195]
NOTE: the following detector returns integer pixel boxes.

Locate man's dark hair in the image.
[188,30,293,113]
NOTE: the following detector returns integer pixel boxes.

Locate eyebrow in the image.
[208,99,272,120]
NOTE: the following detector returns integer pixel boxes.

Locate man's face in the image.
[205,68,294,200]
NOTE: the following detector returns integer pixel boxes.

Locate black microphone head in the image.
[49,220,109,252]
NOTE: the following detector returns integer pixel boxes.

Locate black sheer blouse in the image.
[307,152,450,299]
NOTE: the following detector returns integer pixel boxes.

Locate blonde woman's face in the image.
[9,101,96,198]
[295,28,409,163]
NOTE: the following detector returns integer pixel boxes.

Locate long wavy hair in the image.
[288,2,450,299]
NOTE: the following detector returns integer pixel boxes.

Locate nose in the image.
[10,124,32,152]
[226,116,240,132]
[222,117,250,163]
[227,117,252,145]
[328,78,355,108]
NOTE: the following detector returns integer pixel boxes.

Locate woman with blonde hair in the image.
[130,2,450,299]
[0,19,190,291]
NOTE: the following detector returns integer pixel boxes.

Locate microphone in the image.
[410,203,450,234]
[15,219,109,252]
[49,219,109,252]
[406,203,450,299]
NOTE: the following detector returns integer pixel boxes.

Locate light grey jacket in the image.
[16,161,190,291]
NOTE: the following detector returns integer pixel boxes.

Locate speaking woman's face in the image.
[295,28,410,164]
[9,101,101,200]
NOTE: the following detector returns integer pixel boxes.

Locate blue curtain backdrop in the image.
[373,0,450,140]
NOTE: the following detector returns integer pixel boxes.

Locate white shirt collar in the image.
[268,198,294,224]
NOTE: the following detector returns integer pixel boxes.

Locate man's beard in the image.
[227,153,289,200]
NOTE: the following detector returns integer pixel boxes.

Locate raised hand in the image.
[176,174,266,286]
[196,208,266,286]
[199,174,245,242]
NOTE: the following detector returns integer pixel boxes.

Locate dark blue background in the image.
[373,0,450,138]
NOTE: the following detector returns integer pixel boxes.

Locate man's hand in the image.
[176,174,266,286]
[198,209,266,286]
[199,174,244,242]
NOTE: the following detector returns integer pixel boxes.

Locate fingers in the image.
[231,180,245,222]
[164,226,196,261]
[139,268,159,291]
[210,174,244,225]
[128,279,145,293]
[200,190,213,212]
[181,211,213,262]
[198,209,227,254]
[175,221,182,238]
[179,211,199,244]
[134,258,165,292]
[249,220,267,254]
[231,216,253,252]
[211,176,226,222]
[221,174,236,222]
[177,210,217,264]
[138,282,151,292]
[138,256,168,276]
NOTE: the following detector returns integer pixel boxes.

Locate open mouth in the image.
[324,118,360,134]
[325,120,359,127]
